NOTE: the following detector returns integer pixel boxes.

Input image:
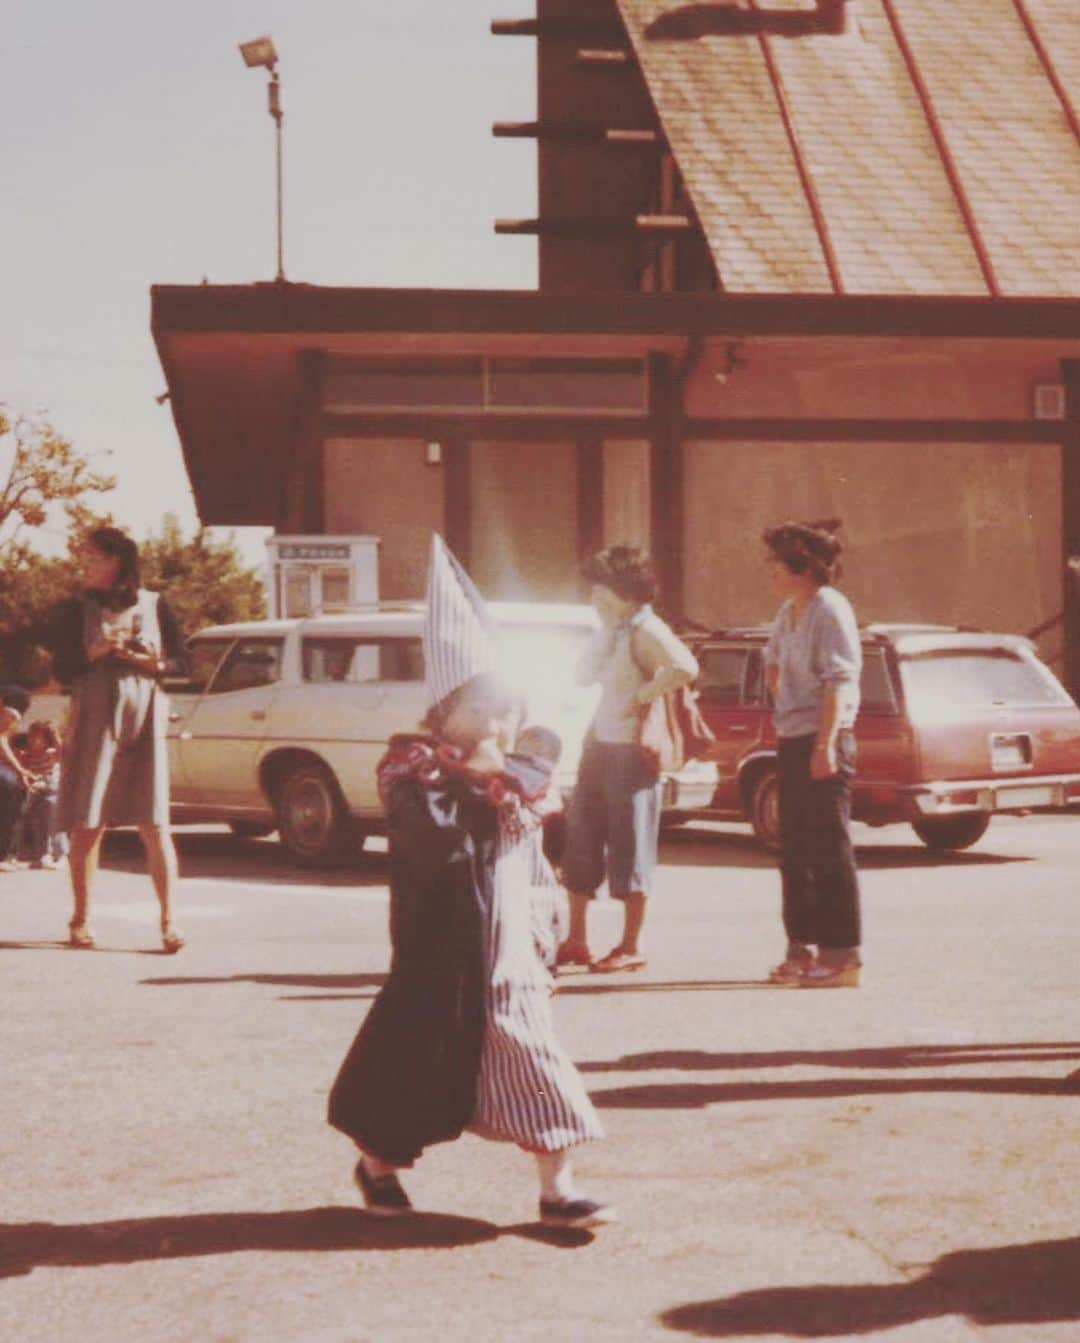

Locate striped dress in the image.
[470,821,603,1152]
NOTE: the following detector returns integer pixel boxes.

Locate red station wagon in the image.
[687,625,1080,851]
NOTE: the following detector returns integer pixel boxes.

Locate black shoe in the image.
[539,1196,617,1229]
[354,1159,413,1217]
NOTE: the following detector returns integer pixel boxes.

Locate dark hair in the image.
[582,544,656,606]
[86,526,140,610]
[763,518,844,586]
[0,684,31,717]
[421,673,522,739]
[27,719,61,750]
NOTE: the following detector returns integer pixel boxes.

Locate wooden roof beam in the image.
[492,121,659,146]
[491,17,625,39]
[495,215,692,237]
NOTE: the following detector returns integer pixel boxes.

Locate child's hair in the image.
[582,544,657,606]
[421,673,522,738]
[27,719,61,750]
[762,518,844,586]
[515,724,562,764]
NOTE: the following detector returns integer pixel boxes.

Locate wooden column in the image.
[577,436,604,578]
[647,353,685,621]
[1061,361,1080,700]
[278,350,325,533]
[443,435,472,568]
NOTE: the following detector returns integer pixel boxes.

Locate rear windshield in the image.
[900,648,1071,708]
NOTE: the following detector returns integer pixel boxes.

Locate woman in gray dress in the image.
[52,528,185,952]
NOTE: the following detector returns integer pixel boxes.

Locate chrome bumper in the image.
[905,774,1080,817]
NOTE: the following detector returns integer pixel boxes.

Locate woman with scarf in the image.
[50,526,185,952]
[328,537,611,1230]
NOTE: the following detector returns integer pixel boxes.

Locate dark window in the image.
[302,637,424,684]
[209,639,283,695]
[696,646,749,707]
[859,649,899,714]
[185,638,235,694]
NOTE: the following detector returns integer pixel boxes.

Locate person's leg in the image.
[0,766,24,862]
[534,1148,615,1226]
[777,736,818,948]
[805,730,861,973]
[594,746,658,966]
[138,823,182,946]
[559,742,608,962]
[354,1146,413,1216]
[68,826,105,935]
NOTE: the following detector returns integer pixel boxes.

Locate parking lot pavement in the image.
[1,816,1078,1343]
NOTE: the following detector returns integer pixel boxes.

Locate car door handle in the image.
[250,709,267,721]
[728,725,751,733]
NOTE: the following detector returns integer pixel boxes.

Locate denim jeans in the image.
[777,730,861,953]
[0,764,27,861]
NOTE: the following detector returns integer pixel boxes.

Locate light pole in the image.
[239,35,285,283]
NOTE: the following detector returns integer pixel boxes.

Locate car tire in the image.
[911,813,991,852]
[748,766,781,852]
[228,820,275,839]
[275,762,352,867]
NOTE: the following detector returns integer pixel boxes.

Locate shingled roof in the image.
[614,0,1080,294]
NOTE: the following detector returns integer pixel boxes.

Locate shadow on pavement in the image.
[659,1236,1080,1336]
[0,1206,603,1278]
[660,827,1032,870]
[581,1042,1080,1073]
[0,940,163,956]
[141,972,387,991]
[590,1075,1077,1109]
[98,830,390,890]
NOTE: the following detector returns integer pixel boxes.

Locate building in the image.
[152,0,1080,690]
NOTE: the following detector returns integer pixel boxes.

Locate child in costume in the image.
[328,536,612,1229]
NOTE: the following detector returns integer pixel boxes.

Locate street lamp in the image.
[239,35,285,282]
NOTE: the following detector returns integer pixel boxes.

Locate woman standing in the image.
[763,520,863,988]
[51,527,185,952]
[559,545,698,974]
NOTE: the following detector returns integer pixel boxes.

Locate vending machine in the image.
[265,535,380,618]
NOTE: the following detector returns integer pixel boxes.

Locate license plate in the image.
[990,733,1032,772]
[995,784,1055,809]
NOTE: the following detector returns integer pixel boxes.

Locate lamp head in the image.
[239,35,278,69]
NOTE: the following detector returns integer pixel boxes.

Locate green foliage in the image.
[0,543,74,686]
[0,404,114,544]
[139,514,266,635]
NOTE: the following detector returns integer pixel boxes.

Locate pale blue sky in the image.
[2,0,537,565]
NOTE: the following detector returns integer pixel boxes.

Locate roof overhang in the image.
[152,283,1080,525]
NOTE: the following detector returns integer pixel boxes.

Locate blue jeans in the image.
[17,787,68,862]
[0,764,27,861]
[563,739,661,899]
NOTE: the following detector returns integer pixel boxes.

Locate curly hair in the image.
[763,518,844,586]
[86,526,140,611]
[582,544,657,606]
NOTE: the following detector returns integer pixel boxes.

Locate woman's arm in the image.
[632,619,699,707]
[811,598,861,778]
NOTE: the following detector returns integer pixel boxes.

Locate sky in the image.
[2,0,537,569]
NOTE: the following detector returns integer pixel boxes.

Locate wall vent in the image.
[1033,383,1066,421]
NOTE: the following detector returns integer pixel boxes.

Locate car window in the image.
[185,638,235,694]
[744,648,769,706]
[696,647,749,707]
[860,649,899,714]
[302,637,424,684]
[209,639,283,695]
[900,647,1072,708]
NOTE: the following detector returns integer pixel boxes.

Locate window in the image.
[319,568,351,611]
[185,638,234,694]
[302,637,424,685]
[210,640,283,695]
[696,647,749,707]
[900,647,1071,709]
[859,650,899,714]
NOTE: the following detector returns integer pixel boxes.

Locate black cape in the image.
[327,742,498,1166]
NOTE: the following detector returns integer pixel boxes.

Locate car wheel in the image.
[228,820,275,839]
[275,763,351,867]
[749,767,781,852]
[911,813,991,852]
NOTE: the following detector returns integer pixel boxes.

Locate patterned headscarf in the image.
[423,534,499,705]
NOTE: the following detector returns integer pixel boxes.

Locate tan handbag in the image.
[632,632,716,778]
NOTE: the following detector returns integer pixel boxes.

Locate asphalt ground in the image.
[1,815,1078,1343]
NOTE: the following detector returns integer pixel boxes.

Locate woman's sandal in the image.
[161,927,186,955]
[68,921,95,950]
[554,941,594,973]
[589,947,647,974]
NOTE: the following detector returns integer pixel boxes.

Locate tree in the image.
[139,514,266,638]
[0,404,114,547]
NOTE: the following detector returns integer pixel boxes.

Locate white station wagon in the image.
[165,603,718,865]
